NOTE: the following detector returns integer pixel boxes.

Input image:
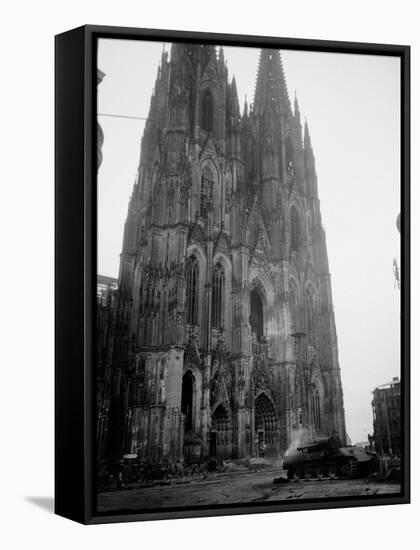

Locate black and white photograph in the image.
[95,37,403,514]
[3,0,419,544]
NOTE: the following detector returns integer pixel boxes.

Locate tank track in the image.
[287,458,363,480]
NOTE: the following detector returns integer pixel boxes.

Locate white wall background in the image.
[0,0,417,548]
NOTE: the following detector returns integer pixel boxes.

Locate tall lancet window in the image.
[285,135,294,176]
[201,89,213,133]
[212,263,225,329]
[290,206,301,251]
[186,256,199,325]
[200,165,213,217]
[312,388,321,430]
[306,291,315,344]
[245,137,256,181]
[289,283,299,332]
[250,288,264,340]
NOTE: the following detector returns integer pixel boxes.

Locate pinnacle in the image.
[253,49,291,117]
[304,118,313,150]
[243,94,248,117]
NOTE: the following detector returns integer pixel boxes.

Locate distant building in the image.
[370,377,401,456]
[96,275,118,459]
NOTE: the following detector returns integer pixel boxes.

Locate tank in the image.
[283,435,379,479]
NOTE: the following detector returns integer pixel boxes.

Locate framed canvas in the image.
[55,25,410,524]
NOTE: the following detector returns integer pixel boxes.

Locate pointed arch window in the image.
[306,290,315,344]
[285,136,294,176]
[249,288,264,340]
[290,206,301,251]
[200,165,213,217]
[312,387,321,430]
[212,262,225,329]
[201,89,214,133]
[181,370,195,432]
[247,137,256,180]
[289,283,299,332]
[186,256,199,325]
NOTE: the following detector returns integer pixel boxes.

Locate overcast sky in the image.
[97,38,400,445]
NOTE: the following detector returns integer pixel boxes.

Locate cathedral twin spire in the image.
[154,44,314,146]
[142,43,316,197]
[253,49,291,117]
[251,49,314,161]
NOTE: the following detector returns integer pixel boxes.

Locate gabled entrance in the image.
[254,393,278,458]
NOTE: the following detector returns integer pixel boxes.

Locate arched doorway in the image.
[210,404,232,459]
[181,371,194,433]
[254,393,278,458]
[250,288,264,341]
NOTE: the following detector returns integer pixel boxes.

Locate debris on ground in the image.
[368,467,401,483]
[273,476,289,484]
[286,492,304,499]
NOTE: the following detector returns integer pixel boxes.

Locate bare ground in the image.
[97,470,401,513]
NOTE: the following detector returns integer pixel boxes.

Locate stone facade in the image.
[370,377,401,456]
[100,45,346,466]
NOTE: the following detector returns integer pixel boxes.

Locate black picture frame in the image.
[55,24,410,525]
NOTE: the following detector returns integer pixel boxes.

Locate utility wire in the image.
[98,113,154,121]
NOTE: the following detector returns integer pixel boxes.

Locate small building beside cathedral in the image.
[370,377,401,456]
[99,44,347,467]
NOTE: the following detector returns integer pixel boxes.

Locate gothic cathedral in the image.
[101,44,346,466]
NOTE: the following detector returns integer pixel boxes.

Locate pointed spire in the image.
[218,46,225,64]
[253,49,291,117]
[293,92,302,144]
[304,118,318,197]
[217,46,228,77]
[231,74,237,89]
[208,45,218,62]
[243,94,248,117]
[230,75,240,115]
[161,42,168,64]
[304,118,312,150]
[294,91,300,117]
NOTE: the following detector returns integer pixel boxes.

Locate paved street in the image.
[97,470,401,512]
